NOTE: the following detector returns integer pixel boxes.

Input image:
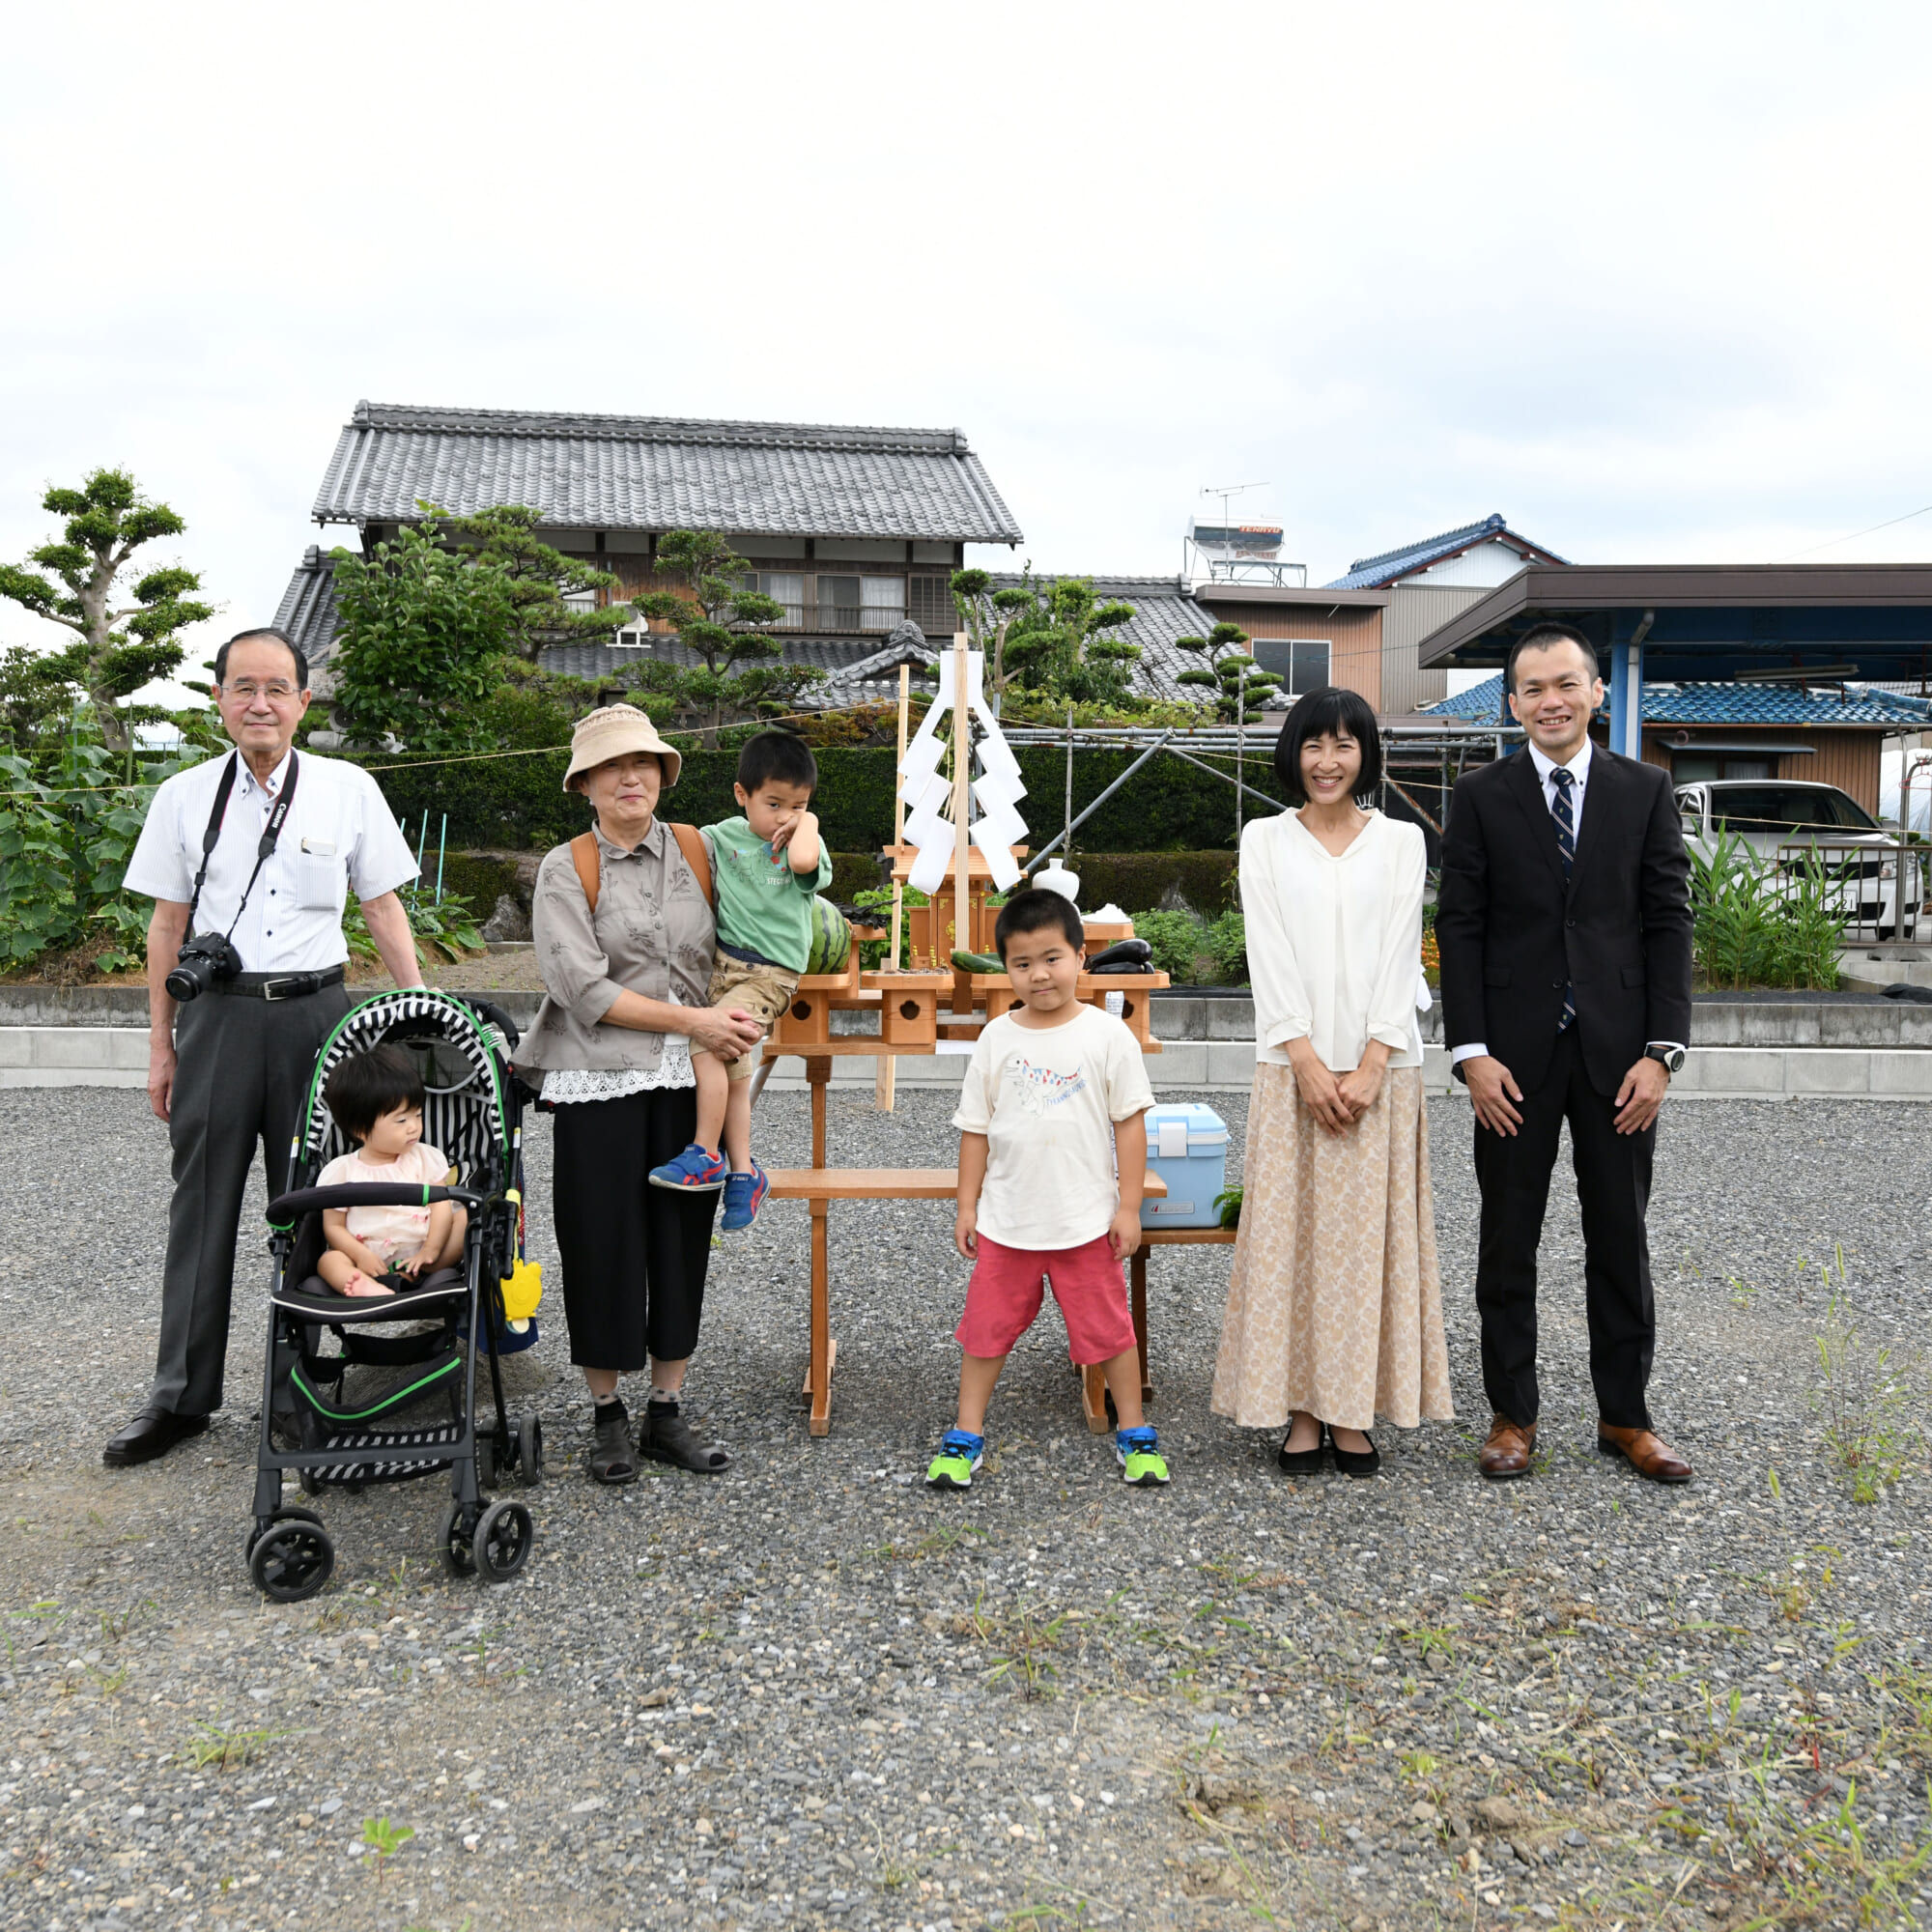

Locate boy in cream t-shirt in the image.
[925,888,1167,1489]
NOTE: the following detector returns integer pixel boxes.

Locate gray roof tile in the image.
[271,545,341,672]
[1327,512,1567,589]
[313,400,1023,544]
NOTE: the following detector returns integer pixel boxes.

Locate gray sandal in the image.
[639,1402,730,1473]
[587,1407,638,1485]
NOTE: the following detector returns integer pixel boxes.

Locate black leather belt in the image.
[212,966,347,1002]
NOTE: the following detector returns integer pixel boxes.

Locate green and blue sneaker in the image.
[925,1428,984,1490]
[1117,1425,1169,1487]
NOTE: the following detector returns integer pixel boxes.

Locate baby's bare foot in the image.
[340,1271,394,1298]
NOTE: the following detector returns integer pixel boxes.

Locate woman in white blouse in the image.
[1210,688,1453,1476]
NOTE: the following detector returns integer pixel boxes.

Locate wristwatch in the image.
[1643,1044,1686,1074]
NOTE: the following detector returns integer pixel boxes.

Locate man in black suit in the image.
[1437,622,1694,1484]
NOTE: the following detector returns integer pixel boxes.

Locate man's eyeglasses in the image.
[219,680,302,704]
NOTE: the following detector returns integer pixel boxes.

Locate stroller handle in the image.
[267,1181,488,1228]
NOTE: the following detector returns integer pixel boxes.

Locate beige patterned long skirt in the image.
[1210,1063,1453,1434]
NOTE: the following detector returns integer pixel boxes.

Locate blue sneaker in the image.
[720,1160,770,1231]
[648,1144,727,1192]
[925,1429,985,1490]
[1117,1426,1170,1487]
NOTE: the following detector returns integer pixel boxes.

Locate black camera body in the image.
[166,931,244,1002]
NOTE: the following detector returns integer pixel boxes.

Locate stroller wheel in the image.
[517,1413,545,1488]
[473,1498,534,1583]
[248,1520,334,1604]
[439,1500,478,1577]
[243,1505,324,1567]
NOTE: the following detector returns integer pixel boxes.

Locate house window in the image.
[815,574,907,632]
[1671,752,1774,782]
[861,575,906,632]
[756,572,805,629]
[909,573,953,638]
[1253,637,1330,696]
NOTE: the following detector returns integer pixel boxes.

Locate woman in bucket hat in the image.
[518,705,766,1483]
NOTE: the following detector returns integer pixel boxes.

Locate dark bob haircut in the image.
[324,1044,425,1142]
[735,729,818,795]
[1271,685,1383,806]
[1505,621,1597,695]
[213,626,309,690]
[994,886,1085,960]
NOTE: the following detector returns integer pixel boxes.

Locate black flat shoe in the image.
[1277,1426,1326,1474]
[1329,1426,1381,1478]
[103,1405,209,1467]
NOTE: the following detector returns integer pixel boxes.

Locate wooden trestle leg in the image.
[1082,1241,1155,1434]
[806,1057,835,1435]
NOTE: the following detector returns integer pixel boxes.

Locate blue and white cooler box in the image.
[1141,1103,1229,1228]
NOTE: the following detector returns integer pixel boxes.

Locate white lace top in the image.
[540,992,696,1104]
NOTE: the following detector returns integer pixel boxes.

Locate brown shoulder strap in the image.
[670,822,714,905]
[569,831,601,914]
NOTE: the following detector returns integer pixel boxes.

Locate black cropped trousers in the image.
[549,1087,719,1372]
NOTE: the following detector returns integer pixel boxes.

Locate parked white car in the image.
[1674,780,1920,939]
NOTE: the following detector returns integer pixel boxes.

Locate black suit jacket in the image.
[1436,747,1693,1097]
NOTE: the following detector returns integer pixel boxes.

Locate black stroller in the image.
[244,989,544,1603]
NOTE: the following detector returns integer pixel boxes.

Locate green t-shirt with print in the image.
[700,815,835,972]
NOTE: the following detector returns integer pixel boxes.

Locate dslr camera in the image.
[165,931,244,1002]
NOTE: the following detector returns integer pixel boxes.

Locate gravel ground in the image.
[3,1087,1931,1932]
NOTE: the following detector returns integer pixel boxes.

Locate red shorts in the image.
[955,1233,1138,1365]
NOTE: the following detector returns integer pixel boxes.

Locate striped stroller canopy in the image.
[299,990,513,1189]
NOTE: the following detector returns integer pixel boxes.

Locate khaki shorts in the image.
[706,953,800,1080]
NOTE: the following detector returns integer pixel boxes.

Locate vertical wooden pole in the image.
[951,632,971,964]
[890,663,909,967]
[806,1055,834,1433]
[877,663,910,1112]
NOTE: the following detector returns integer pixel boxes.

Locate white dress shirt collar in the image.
[235,748,295,802]
[1527,737,1591,797]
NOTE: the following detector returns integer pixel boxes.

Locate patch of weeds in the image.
[967,1595,1067,1702]
[1808,1254,1919,1502]
[1394,1622,1458,1664]
[362,1815,414,1882]
[869,1522,989,1563]
[181,1721,298,1771]
[98,1598,155,1642]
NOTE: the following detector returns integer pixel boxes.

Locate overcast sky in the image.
[3,0,1929,702]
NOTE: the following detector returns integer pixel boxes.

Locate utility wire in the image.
[1772,502,1932,562]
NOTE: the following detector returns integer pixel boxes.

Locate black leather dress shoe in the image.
[103,1406,209,1467]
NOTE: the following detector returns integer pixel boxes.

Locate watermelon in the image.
[806,896,852,975]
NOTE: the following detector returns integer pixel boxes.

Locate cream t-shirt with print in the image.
[952,1005,1154,1251]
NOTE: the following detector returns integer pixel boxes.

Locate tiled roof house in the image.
[276,401,1023,681]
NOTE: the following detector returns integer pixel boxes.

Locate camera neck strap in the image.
[185,750,301,936]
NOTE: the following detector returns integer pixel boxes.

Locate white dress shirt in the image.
[1451,738,1683,1066]
[1241,809,1426,1072]
[125,749,418,973]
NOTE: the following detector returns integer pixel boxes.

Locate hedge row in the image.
[426,849,1236,923]
[363,746,1284,856]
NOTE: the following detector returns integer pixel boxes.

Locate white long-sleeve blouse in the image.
[1240,808,1426,1071]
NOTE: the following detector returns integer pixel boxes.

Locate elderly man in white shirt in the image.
[106,628,424,1467]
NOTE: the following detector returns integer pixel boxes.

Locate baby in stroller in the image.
[315,1045,469,1297]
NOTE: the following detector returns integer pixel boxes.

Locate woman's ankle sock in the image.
[593,1395,627,1425]
[647,1386,680,1412]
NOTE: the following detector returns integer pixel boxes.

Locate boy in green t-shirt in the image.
[649,731,832,1228]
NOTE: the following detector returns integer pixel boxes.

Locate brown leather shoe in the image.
[1478,1412,1537,1480]
[1597,1423,1692,1485]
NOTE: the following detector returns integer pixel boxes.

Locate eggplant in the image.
[1085,937,1154,975]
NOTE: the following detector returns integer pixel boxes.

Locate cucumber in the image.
[952,949,1004,975]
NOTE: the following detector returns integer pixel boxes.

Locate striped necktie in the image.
[1550,766,1577,1033]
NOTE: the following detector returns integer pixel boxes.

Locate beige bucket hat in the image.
[561,703,683,791]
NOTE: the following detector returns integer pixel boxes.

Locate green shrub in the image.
[1131,909,1207,982]
[1205,909,1248,985]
